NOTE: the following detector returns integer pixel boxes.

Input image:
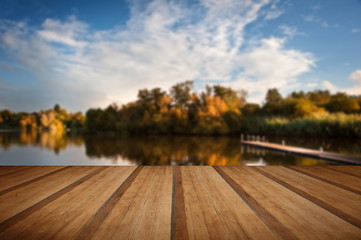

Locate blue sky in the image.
[0,0,360,112]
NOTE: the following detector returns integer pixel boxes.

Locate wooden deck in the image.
[242,140,361,165]
[0,166,361,239]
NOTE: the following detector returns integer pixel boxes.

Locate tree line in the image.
[85,81,361,136]
[0,104,85,132]
[1,81,360,137]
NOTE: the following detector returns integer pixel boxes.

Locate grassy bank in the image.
[241,113,361,137]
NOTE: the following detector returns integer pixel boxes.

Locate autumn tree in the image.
[170,80,193,108]
[263,88,283,115]
[325,93,360,113]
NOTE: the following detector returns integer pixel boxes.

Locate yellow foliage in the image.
[174,107,187,120]
[159,95,171,114]
[201,96,229,118]
[19,115,37,129]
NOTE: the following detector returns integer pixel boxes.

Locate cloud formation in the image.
[278,25,304,38]
[303,14,329,28]
[0,0,316,111]
[322,69,361,95]
[350,70,361,84]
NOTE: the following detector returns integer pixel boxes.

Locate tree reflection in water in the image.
[84,136,242,165]
[0,130,83,154]
[0,131,351,166]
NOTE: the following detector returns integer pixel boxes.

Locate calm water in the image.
[0,131,360,166]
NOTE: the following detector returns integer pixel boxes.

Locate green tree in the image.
[170,80,193,108]
[326,95,360,113]
[263,88,283,115]
[242,103,260,116]
[265,88,282,104]
[307,90,331,106]
[54,104,61,112]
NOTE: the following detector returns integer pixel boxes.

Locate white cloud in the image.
[261,0,283,20]
[352,28,360,33]
[306,82,318,88]
[303,14,329,28]
[322,69,361,95]
[322,81,339,93]
[278,25,304,38]
[230,37,316,102]
[0,0,315,111]
[322,80,361,95]
[37,16,88,47]
[264,9,284,20]
[350,69,361,83]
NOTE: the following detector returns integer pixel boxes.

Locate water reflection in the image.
[0,130,83,154]
[84,136,242,165]
[0,131,356,166]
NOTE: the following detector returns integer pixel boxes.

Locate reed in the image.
[241,113,361,137]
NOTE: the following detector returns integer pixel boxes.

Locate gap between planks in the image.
[0,166,360,240]
[0,167,106,233]
[254,167,361,229]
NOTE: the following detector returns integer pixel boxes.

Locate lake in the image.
[0,131,360,166]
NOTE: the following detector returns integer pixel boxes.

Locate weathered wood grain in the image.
[186,166,279,240]
[288,166,361,195]
[224,166,361,239]
[326,165,361,178]
[0,166,360,240]
[90,166,173,240]
[0,167,105,233]
[255,166,361,229]
[214,166,294,240]
[0,167,136,240]
[171,166,188,240]
[0,166,68,195]
[132,166,173,240]
[75,166,142,240]
[0,166,32,177]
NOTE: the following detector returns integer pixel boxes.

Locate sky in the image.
[0,0,360,112]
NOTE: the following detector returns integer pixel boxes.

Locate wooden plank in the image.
[214,166,294,240]
[0,166,32,177]
[0,166,360,240]
[0,166,99,224]
[0,167,136,240]
[200,166,281,240]
[255,166,361,229]
[90,167,166,239]
[289,166,361,195]
[0,166,68,195]
[131,166,173,240]
[326,166,361,178]
[182,166,222,240]
[184,166,279,240]
[171,166,188,240]
[221,166,361,239]
[76,166,142,240]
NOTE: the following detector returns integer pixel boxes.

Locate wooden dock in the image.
[242,140,361,165]
[0,166,361,239]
